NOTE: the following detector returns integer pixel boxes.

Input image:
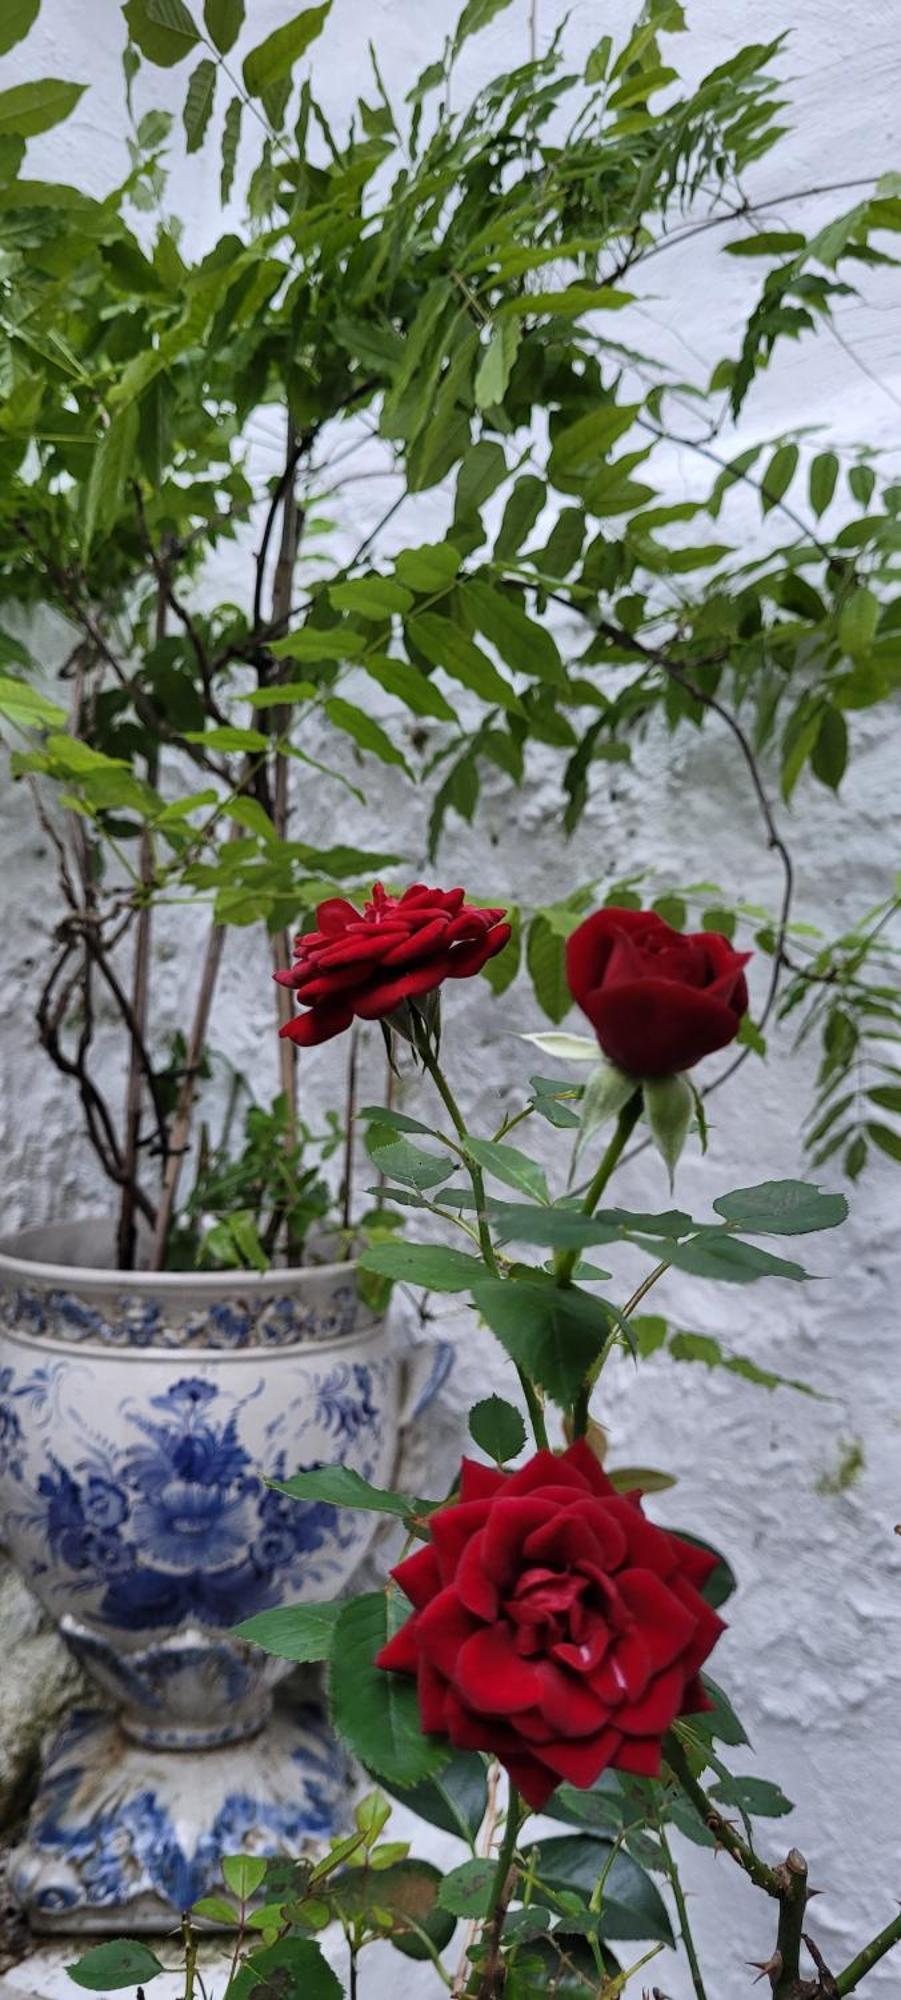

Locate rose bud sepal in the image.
[575,1058,641,1161]
[644,1071,693,1186]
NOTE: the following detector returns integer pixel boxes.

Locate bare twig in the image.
[118,563,166,1269]
[149,914,228,1269]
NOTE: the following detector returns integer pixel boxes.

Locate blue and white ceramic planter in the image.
[0,1219,450,1932]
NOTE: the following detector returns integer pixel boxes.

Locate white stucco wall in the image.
[3,2,901,1994]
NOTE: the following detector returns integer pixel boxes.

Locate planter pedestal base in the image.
[10,1700,351,1934]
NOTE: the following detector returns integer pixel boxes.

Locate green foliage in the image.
[234,1600,343,1661]
[68,1942,165,1991]
[468,1394,527,1463]
[330,1593,450,1787]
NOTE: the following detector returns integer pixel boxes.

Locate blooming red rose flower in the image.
[276,882,511,1048]
[377,1440,724,1811]
[566,906,750,1078]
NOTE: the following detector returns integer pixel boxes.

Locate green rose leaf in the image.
[473,1278,613,1406]
[67,1943,165,1991]
[468,1394,527,1463]
[234,1600,343,1662]
[712,1180,848,1235]
[331,1592,450,1786]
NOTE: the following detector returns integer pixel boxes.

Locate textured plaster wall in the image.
[2,1,901,1993]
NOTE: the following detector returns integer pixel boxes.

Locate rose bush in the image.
[376,1441,724,1809]
[276,883,511,1047]
[567,905,750,1078]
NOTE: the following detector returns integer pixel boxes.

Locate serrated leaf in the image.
[712,1179,847,1235]
[357,1243,486,1293]
[524,1837,673,1944]
[0,78,85,139]
[368,1136,457,1190]
[182,56,216,151]
[123,0,199,66]
[465,1137,549,1203]
[659,1232,810,1284]
[437,1858,496,1917]
[243,2,331,94]
[204,0,243,52]
[270,1466,417,1517]
[0,0,40,58]
[228,1938,342,2000]
[222,1854,268,1899]
[332,1591,449,1785]
[473,1278,611,1406]
[67,1943,165,1991]
[234,1600,342,1662]
[487,1204,617,1252]
[710,1775,793,1819]
[469,1395,527,1463]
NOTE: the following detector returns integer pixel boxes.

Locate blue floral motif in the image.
[7,1366,386,1630]
[19,1706,344,1915]
[0,1278,371,1350]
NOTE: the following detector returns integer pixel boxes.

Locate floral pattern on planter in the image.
[13,1704,349,1921]
[0,1358,390,1632]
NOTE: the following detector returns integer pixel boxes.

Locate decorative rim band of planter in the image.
[0,1219,452,1932]
[0,1218,372,1351]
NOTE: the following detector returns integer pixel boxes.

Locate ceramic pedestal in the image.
[0,1220,449,1932]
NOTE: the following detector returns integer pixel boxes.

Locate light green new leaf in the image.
[760,442,798,514]
[453,0,515,51]
[329,576,413,619]
[360,656,456,722]
[0,0,40,58]
[204,0,243,53]
[123,0,199,66]
[0,78,85,140]
[0,678,66,730]
[182,56,216,151]
[838,588,880,658]
[243,2,331,96]
[474,321,521,410]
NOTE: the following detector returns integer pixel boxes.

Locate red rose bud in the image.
[377,1441,724,1812]
[277,882,511,1048]
[567,906,750,1078]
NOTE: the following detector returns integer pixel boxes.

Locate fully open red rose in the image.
[377,1441,724,1810]
[567,906,750,1078]
[276,882,511,1047]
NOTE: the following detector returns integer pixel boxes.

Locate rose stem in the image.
[475,1787,524,2000]
[658,1825,709,2000]
[416,1032,549,1451]
[554,1090,643,1289]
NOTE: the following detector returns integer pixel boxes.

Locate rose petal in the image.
[617,1570,698,1669]
[455,1626,546,1715]
[614,1736,663,1778]
[279,999,354,1046]
[479,1497,558,1586]
[459,1458,508,1503]
[415,1587,480,1678]
[618,1662,686,1736]
[417,1659,451,1734]
[391,1542,442,1611]
[428,1500,493,1583]
[376,1619,419,1676]
[453,1532,500,1620]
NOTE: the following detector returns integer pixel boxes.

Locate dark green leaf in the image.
[712,1179,847,1235]
[234,1600,342,1662]
[838,588,880,657]
[710,1774,793,1818]
[324,698,412,773]
[270,1466,416,1518]
[243,3,331,94]
[83,404,139,556]
[473,1278,611,1406]
[454,0,515,49]
[488,1205,617,1251]
[331,1859,455,1962]
[525,1838,673,1943]
[465,1137,549,1203]
[660,1232,810,1283]
[809,451,838,517]
[375,1751,488,1844]
[760,443,798,512]
[455,440,508,520]
[812,706,847,790]
[204,0,243,52]
[367,1137,457,1190]
[527,915,569,1023]
[331,1591,449,1785]
[357,1242,486,1292]
[469,1395,527,1463]
[464,579,564,687]
[438,1858,496,1917]
[123,0,199,66]
[182,56,216,151]
[548,404,640,484]
[220,92,242,201]
[0,0,40,57]
[67,1943,165,1991]
[227,1937,342,2000]
[408,613,521,713]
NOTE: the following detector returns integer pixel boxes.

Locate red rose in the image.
[566,906,750,1078]
[276,882,511,1048]
[377,1441,724,1811]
